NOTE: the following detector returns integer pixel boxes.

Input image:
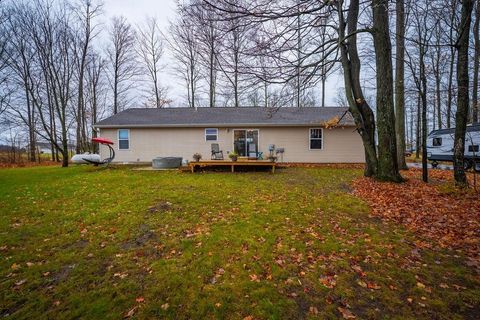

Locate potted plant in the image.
[228,151,239,162]
[192,153,202,162]
[267,155,277,162]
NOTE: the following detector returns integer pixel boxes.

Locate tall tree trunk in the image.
[453,0,475,186]
[435,62,442,129]
[76,6,91,154]
[25,87,36,162]
[372,0,402,182]
[472,1,480,123]
[234,65,239,108]
[264,79,268,108]
[154,72,160,108]
[113,75,118,114]
[321,72,326,108]
[92,87,98,154]
[416,92,421,159]
[395,0,407,170]
[209,39,216,108]
[446,7,457,129]
[420,46,428,182]
[337,0,378,177]
[190,64,195,109]
[410,106,414,152]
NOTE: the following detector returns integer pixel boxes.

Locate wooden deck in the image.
[188,160,276,173]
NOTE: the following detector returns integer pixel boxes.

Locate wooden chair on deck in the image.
[211,143,224,160]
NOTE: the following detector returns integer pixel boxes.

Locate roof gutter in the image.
[94,122,356,129]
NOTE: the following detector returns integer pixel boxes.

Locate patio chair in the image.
[211,143,224,160]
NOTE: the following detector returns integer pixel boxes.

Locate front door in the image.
[233,129,259,157]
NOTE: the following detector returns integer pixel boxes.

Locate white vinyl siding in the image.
[99,127,364,163]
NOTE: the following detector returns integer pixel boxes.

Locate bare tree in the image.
[0,5,11,117]
[395,0,408,170]
[28,0,77,167]
[73,0,102,154]
[445,0,460,128]
[167,6,202,108]
[188,1,221,107]
[429,19,447,130]
[405,0,433,182]
[371,0,402,181]
[3,1,37,162]
[472,1,480,123]
[216,2,250,108]
[453,0,475,186]
[136,16,168,108]
[107,16,137,114]
[202,0,403,181]
[86,51,106,153]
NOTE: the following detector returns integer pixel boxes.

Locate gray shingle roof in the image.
[94,107,355,128]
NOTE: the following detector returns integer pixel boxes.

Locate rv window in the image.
[432,137,442,146]
[468,145,479,153]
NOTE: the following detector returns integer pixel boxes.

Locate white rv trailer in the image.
[426,124,480,172]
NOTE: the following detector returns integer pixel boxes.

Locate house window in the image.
[468,145,479,152]
[118,129,129,150]
[309,128,323,150]
[432,137,442,146]
[205,128,218,141]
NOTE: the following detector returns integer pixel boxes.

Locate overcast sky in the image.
[102,0,342,107]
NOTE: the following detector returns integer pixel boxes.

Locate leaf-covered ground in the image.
[353,169,480,270]
[0,166,479,319]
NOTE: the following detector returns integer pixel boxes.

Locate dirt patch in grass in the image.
[62,239,89,250]
[147,200,175,213]
[121,224,157,250]
[51,264,76,285]
[352,169,480,270]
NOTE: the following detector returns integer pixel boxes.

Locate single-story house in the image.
[93,107,365,163]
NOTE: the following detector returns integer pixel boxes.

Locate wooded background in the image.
[0,0,478,184]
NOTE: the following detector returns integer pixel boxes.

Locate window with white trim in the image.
[118,129,129,150]
[205,128,218,141]
[309,128,323,150]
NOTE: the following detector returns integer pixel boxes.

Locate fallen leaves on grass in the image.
[367,282,381,290]
[352,169,480,269]
[319,275,337,288]
[14,279,26,286]
[338,307,356,319]
[161,303,169,310]
[249,274,260,282]
[113,272,128,279]
[124,306,138,318]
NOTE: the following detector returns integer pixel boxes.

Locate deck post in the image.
[231,164,234,172]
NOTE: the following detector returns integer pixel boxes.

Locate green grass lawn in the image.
[0,166,478,319]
